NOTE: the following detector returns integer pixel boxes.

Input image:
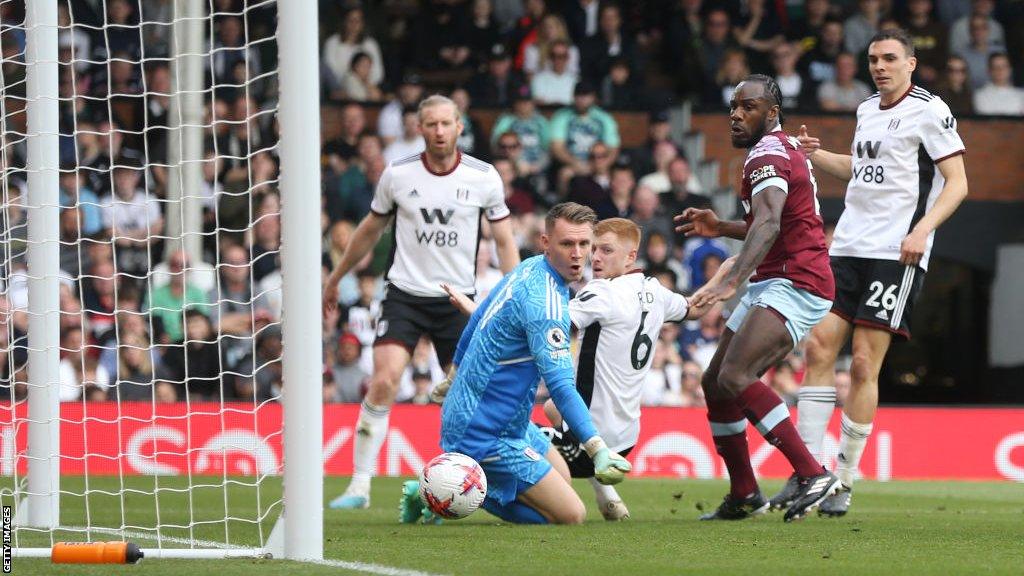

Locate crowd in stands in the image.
[5,0,1020,408]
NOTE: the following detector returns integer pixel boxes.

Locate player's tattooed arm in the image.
[690,188,785,308]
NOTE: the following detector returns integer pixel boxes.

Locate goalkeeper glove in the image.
[583,436,632,485]
[429,365,457,405]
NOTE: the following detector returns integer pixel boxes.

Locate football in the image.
[418,452,487,519]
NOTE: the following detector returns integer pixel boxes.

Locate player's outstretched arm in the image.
[690,187,786,309]
[899,153,968,266]
[674,208,749,240]
[798,124,852,181]
[323,212,390,313]
[442,283,478,315]
[684,256,737,319]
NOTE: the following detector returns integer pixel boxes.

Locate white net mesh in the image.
[1,0,287,553]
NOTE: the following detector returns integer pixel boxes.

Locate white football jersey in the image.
[370,152,510,297]
[830,86,965,271]
[570,272,690,452]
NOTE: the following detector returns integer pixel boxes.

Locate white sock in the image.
[588,477,621,503]
[796,386,837,463]
[351,400,391,490]
[836,412,872,487]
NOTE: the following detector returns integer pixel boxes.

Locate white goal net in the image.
[0,0,321,560]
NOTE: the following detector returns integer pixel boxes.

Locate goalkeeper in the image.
[401,203,630,525]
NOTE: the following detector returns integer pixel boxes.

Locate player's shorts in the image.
[726,277,833,346]
[478,424,553,507]
[829,256,924,339]
[374,285,471,365]
[540,422,633,479]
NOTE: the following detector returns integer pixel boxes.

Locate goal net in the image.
[0,0,321,560]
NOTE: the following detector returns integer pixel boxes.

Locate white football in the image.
[419,452,487,519]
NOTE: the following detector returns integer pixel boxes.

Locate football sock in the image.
[796,386,837,463]
[351,400,391,489]
[588,477,621,503]
[481,499,549,524]
[836,412,873,487]
[736,381,824,479]
[706,399,759,499]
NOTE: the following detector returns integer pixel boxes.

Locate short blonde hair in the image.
[545,202,597,232]
[417,94,458,121]
[594,218,641,249]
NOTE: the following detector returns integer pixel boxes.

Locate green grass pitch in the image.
[8,476,1024,575]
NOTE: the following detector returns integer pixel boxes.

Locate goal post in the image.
[3,0,322,561]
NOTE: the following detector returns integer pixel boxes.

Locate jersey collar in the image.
[420,150,462,176]
[879,84,914,110]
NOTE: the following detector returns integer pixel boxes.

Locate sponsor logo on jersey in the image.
[409,188,420,197]
[876,309,889,321]
[749,164,777,184]
[457,188,470,201]
[941,116,956,130]
[523,447,540,461]
[419,207,455,225]
[856,140,881,158]
[888,118,901,131]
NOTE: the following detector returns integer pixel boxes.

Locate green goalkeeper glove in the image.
[583,437,632,485]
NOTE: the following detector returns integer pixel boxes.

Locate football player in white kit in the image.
[770,29,968,515]
[323,95,520,509]
[443,218,735,520]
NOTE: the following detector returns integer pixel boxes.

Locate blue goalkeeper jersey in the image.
[441,255,598,459]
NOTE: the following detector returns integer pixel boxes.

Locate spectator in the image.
[903,0,949,86]
[639,231,687,291]
[331,332,369,403]
[490,86,551,178]
[566,142,615,213]
[949,0,1005,58]
[467,43,526,108]
[80,258,117,338]
[340,52,383,102]
[250,193,281,283]
[377,74,424,146]
[659,157,709,216]
[626,110,680,180]
[158,309,224,401]
[59,167,101,237]
[602,163,635,220]
[99,0,140,60]
[324,102,367,168]
[663,0,705,98]
[322,8,384,91]
[678,360,705,408]
[322,220,361,307]
[684,303,725,369]
[326,133,384,224]
[58,326,111,401]
[787,0,833,51]
[637,141,681,195]
[523,14,580,76]
[580,4,635,83]
[933,55,974,114]
[340,270,383,374]
[461,0,501,67]
[509,0,548,70]
[531,40,578,105]
[733,0,785,73]
[684,237,730,290]
[143,250,209,344]
[410,4,470,71]
[492,156,535,215]
[600,57,642,110]
[103,158,163,276]
[208,243,258,375]
[383,107,426,163]
[451,88,484,157]
[210,16,261,88]
[959,14,999,89]
[844,0,883,56]
[698,9,737,87]
[112,331,156,402]
[817,52,872,111]
[630,185,674,257]
[474,241,504,299]
[563,0,601,46]
[974,53,1024,116]
[772,42,811,110]
[707,48,750,107]
[799,19,845,88]
[549,80,620,176]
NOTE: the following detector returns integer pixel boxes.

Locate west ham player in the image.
[323,95,520,509]
[442,218,738,521]
[401,203,631,525]
[770,29,968,516]
[676,75,839,522]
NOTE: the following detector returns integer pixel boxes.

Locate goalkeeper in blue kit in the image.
[401,203,631,524]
